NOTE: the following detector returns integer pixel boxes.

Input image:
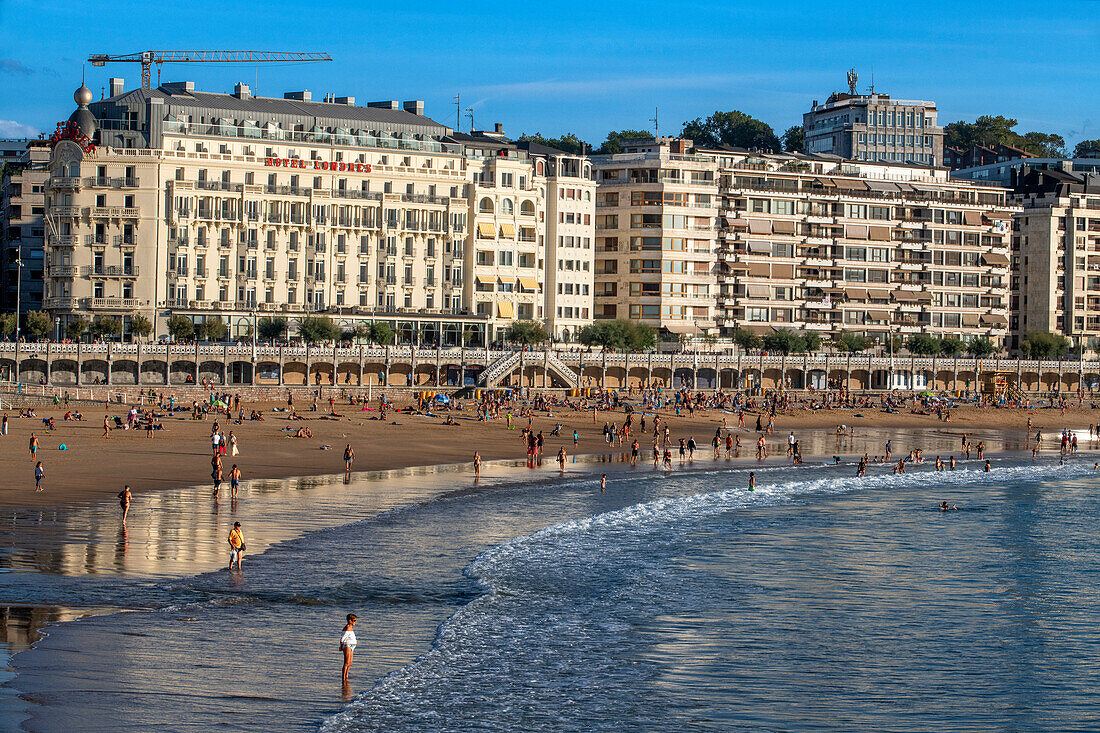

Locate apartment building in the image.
[517,140,595,342]
[1010,165,1100,352]
[803,86,943,165]
[712,151,1016,347]
[591,137,718,337]
[0,139,49,316]
[41,80,594,344]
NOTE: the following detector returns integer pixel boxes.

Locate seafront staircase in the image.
[546,351,581,389]
[478,352,521,387]
[477,350,581,389]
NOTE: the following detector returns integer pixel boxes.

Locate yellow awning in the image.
[477,222,496,238]
[476,275,494,286]
[500,223,515,237]
[518,277,540,292]
[497,301,515,318]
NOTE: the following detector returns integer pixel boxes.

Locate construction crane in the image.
[88,51,332,91]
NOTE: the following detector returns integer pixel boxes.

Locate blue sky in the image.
[1,0,1097,147]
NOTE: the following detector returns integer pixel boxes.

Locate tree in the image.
[781,125,804,153]
[801,332,822,352]
[576,319,655,352]
[198,316,227,342]
[681,110,781,151]
[257,316,288,343]
[89,315,122,340]
[732,327,763,352]
[516,132,590,155]
[368,322,394,346]
[596,129,653,155]
[762,329,804,355]
[505,319,548,345]
[1073,139,1100,159]
[966,336,996,357]
[0,312,18,338]
[831,330,872,353]
[1020,331,1070,358]
[24,311,51,340]
[129,314,153,341]
[64,317,88,342]
[944,115,1065,158]
[166,314,194,342]
[905,333,940,355]
[938,336,964,357]
[297,315,340,344]
[629,323,656,352]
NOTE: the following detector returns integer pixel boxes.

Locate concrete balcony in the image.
[84,297,145,310]
[52,235,80,247]
[81,266,140,278]
[48,265,81,277]
[53,206,81,217]
[48,176,81,190]
[44,297,79,309]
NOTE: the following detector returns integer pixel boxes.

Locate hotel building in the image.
[0,139,49,317]
[42,80,594,344]
[803,90,943,166]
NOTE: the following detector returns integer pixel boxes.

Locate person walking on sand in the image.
[118,485,132,520]
[229,431,239,457]
[343,444,354,472]
[28,432,37,460]
[103,415,110,439]
[229,465,242,499]
[212,454,223,498]
[340,613,358,682]
[473,451,482,478]
[33,461,43,492]
[228,522,244,570]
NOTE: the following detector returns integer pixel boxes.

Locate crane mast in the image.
[88,51,332,90]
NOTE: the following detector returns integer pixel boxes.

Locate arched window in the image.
[520,200,535,216]
[535,160,544,175]
[479,197,494,214]
[501,198,514,215]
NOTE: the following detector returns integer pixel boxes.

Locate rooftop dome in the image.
[68,84,96,138]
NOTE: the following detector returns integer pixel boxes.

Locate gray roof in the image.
[91,85,449,137]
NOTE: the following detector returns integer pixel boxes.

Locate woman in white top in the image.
[340,613,358,682]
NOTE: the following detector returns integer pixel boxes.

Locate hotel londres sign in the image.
[265,157,371,173]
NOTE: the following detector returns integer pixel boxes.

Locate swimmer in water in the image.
[940,501,958,511]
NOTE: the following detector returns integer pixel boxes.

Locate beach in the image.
[0,390,1085,507]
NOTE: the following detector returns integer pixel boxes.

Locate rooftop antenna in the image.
[465,107,474,133]
[870,67,875,95]
[651,106,658,137]
[847,68,858,95]
[454,94,461,131]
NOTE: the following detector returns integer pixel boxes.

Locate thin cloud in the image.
[0,59,33,75]
[0,120,39,137]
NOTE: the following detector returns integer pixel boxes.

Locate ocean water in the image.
[6,431,1100,731]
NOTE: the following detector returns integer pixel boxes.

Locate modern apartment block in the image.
[803,85,943,165]
[711,151,1016,346]
[0,139,49,317]
[1010,164,1100,352]
[41,80,595,344]
[591,137,718,336]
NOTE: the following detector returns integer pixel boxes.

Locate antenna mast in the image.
[651,106,658,137]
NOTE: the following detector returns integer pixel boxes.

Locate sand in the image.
[0,394,1092,508]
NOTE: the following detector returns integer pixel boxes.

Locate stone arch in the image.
[414,362,438,386]
[1019,371,1039,392]
[108,359,137,385]
[199,360,225,385]
[762,368,782,389]
[784,368,805,390]
[19,358,47,384]
[227,360,253,385]
[807,368,826,390]
[51,358,79,385]
[336,361,362,386]
[140,359,167,385]
[255,360,281,385]
[361,362,386,386]
[282,360,307,385]
[628,366,651,388]
[82,359,109,385]
[697,367,717,389]
[604,366,626,389]
[849,369,870,390]
[387,362,412,386]
[673,367,695,389]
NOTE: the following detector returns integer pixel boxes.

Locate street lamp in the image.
[55,317,60,343]
[13,256,21,341]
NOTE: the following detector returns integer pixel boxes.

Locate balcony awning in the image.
[982,252,1010,266]
[477,222,496,238]
[835,178,870,191]
[518,277,540,292]
[868,225,892,241]
[866,180,901,193]
[867,310,892,321]
[846,224,869,239]
[727,217,748,229]
[845,287,869,300]
[662,322,698,335]
[747,241,771,253]
[772,220,798,235]
[725,261,751,272]
[747,219,772,234]
[981,313,1008,325]
[963,211,983,226]
[500,223,515,237]
[771,263,796,278]
[961,313,981,326]
[812,177,837,188]
[497,301,515,318]
[747,262,771,277]
[746,284,771,298]
[892,290,920,302]
[476,275,494,286]
[867,289,891,300]
[913,291,934,303]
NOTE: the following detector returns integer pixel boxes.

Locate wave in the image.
[320,459,1086,732]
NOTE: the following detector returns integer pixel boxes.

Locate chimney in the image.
[403,100,424,116]
[494,122,504,134]
[283,90,311,102]
[234,82,251,99]
[367,100,400,110]
[109,78,124,97]
[334,96,355,106]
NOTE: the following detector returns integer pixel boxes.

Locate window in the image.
[479,197,494,214]
[501,198,513,215]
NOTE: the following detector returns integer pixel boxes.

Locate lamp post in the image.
[250,309,257,384]
[14,256,21,341]
[55,317,60,343]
